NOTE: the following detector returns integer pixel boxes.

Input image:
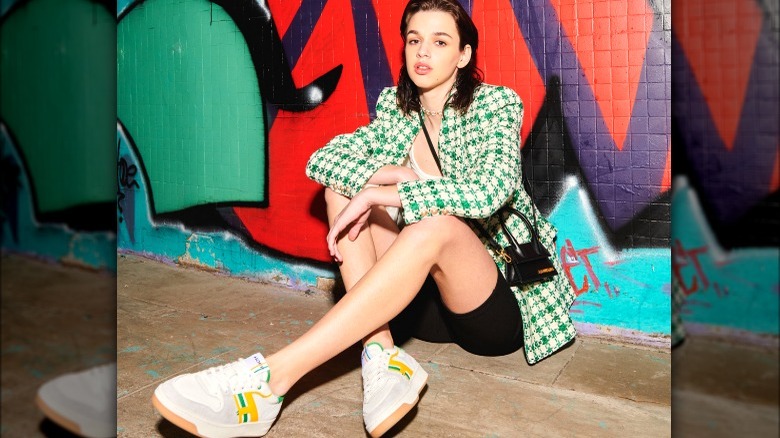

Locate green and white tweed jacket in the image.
[306,84,576,364]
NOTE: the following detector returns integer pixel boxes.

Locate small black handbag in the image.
[469,206,558,286]
[418,111,558,286]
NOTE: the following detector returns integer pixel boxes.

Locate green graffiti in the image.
[0,0,116,212]
[118,0,266,213]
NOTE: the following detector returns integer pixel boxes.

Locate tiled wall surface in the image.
[0,0,773,345]
[671,0,779,343]
[1,0,116,271]
[115,0,673,342]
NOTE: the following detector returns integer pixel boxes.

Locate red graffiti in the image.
[672,239,731,302]
[604,282,620,298]
[560,239,603,297]
[672,239,709,296]
[569,299,602,314]
[228,1,665,263]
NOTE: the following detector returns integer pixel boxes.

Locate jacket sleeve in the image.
[305,87,396,198]
[397,86,524,224]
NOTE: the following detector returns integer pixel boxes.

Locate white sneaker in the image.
[152,353,283,438]
[35,362,117,438]
[361,343,428,437]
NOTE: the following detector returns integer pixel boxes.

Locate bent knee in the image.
[403,215,469,242]
[324,187,349,206]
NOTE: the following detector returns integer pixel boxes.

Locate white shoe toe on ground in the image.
[151,353,283,438]
[361,343,429,438]
[35,362,117,438]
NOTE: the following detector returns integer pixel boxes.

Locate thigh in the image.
[406,216,499,315]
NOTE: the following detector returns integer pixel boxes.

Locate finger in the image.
[347,223,361,241]
[334,246,343,263]
[347,219,363,241]
[332,235,343,262]
[326,228,338,257]
[348,209,372,241]
[327,225,344,262]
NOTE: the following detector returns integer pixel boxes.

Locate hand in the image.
[327,190,373,263]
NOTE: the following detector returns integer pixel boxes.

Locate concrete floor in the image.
[1,254,116,437]
[114,253,672,438]
[3,253,777,437]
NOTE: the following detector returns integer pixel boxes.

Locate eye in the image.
[407,38,420,45]
[434,40,447,47]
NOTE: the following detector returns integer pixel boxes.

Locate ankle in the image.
[267,378,289,397]
[265,356,292,396]
[363,335,394,351]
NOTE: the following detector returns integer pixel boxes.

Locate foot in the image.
[35,362,117,438]
[361,343,428,437]
[152,353,283,438]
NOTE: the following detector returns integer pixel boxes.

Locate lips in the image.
[414,62,431,75]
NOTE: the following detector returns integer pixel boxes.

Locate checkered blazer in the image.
[306,84,576,364]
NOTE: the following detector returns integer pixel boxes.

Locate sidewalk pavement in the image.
[1,254,115,437]
[7,253,775,437]
[115,254,671,437]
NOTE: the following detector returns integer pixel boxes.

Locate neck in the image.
[418,79,456,114]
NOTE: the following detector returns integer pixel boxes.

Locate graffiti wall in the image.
[671,0,779,344]
[0,0,116,271]
[117,0,672,344]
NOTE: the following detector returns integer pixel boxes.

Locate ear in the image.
[457,44,472,68]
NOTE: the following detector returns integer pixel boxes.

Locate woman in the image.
[151,1,576,437]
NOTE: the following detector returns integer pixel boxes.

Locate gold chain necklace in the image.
[421,106,444,117]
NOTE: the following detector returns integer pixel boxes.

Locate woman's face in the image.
[404,10,471,95]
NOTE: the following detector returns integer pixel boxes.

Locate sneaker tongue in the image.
[361,342,385,364]
[241,353,270,382]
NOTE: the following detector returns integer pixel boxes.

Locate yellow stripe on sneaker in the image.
[387,351,413,380]
[233,390,271,424]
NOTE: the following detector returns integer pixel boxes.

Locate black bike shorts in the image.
[389,265,524,357]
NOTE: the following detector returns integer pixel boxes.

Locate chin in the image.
[410,77,440,92]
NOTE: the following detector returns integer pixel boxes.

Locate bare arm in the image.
[327,185,405,261]
[365,165,420,186]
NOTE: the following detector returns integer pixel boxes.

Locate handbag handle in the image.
[418,111,443,172]
[469,207,543,262]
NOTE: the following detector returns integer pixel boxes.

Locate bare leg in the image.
[324,188,402,349]
[266,213,497,395]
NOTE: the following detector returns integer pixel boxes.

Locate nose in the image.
[416,42,430,58]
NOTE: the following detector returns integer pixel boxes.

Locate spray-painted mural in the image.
[0,0,116,271]
[671,0,779,344]
[117,0,672,343]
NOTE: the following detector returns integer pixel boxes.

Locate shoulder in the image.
[472,83,522,109]
[467,84,523,122]
[376,86,400,114]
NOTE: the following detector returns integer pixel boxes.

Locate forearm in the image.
[326,184,403,262]
[366,165,418,186]
[361,185,403,209]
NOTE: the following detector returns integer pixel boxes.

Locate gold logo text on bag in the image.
[537,267,555,274]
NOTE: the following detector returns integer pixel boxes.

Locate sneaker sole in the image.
[368,367,429,438]
[152,391,275,438]
[152,393,205,437]
[35,394,84,436]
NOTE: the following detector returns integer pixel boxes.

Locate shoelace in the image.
[362,352,390,401]
[202,360,265,395]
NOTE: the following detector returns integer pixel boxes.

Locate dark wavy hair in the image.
[397,0,483,116]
